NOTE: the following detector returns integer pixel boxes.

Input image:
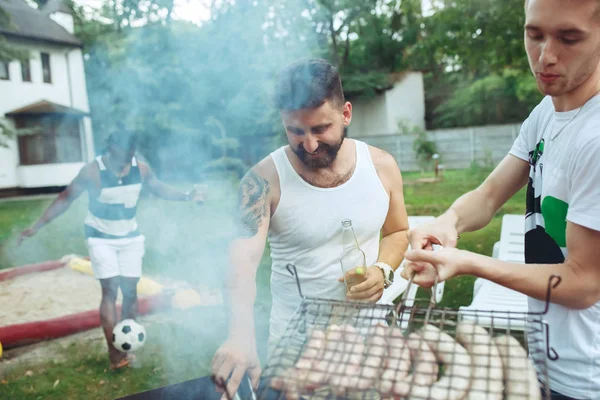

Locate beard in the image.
[293,128,346,169]
[532,53,600,97]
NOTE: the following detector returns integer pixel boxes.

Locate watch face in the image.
[388,268,394,282]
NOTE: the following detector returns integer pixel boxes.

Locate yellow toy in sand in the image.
[0,340,3,358]
[65,255,163,296]
[63,255,203,309]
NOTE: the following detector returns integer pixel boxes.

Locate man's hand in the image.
[408,213,459,251]
[403,213,460,286]
[212,339,261,399]
[338,265,385,303]
[401,247,473,288]
[17,226,38,247]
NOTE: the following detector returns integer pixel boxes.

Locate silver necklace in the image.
[551,90,600,141]
[104,155,127,184]
[550,107,583,141]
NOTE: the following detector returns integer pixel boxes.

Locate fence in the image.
[355,123,521,172]
[240,123,522,172]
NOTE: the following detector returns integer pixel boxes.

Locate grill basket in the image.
[243,265,560,400]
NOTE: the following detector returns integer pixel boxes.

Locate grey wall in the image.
[355,123,522,171]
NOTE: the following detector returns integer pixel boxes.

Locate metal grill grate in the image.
[244,265,560,400]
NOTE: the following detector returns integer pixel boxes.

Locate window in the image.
[21,59,31,82]
[0,61,9,80]
[41,52,51,83]
[16,116,83,165]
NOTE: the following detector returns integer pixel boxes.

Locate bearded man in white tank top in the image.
[211,58,410,396]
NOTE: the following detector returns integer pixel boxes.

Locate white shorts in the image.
[86,235,145,280]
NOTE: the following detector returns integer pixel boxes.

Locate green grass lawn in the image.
[0,167,527,399]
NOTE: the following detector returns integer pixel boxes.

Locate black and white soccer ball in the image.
[112,319,146,352]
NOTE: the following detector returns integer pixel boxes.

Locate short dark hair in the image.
[275,58,345,111]
[524,0,600,18]
[107,130,137,151]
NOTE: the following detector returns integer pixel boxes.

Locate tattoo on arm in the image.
[235,171,270,238]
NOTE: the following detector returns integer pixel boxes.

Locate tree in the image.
[72,0,540,172]
[96,0,176,31]
[288,0,424,96]
[416,0,528,75]
[0,5,27,62]
[77,0,326,178]
[415,0,542,128]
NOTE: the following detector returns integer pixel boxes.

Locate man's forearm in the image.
[33,195,72,230]
[227,240,262,343]
[151,181,191,201]
[444,187,498,235]
[377,230,408,270]
[227,270,258,339]
[467,253,598,309]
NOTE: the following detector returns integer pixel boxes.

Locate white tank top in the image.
[267,139,390,342]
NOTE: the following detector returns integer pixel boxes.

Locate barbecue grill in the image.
[239,265,560,400]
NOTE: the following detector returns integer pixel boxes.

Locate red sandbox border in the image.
[0,259,66,282]
[0,260,172,349]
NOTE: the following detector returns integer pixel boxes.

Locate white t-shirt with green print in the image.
[510,94,600,399]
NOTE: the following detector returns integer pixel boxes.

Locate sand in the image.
[0,267,117,326]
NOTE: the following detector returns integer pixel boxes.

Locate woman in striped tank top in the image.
[18,131,204,370]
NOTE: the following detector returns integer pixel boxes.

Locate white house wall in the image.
[0,39,94,189]
[49,13,75,35]
[347,92,389,137]
[0,40,90,113]
[385,72,425,131]
[0,138,19,188]
[347,72,425,137]
[18,162,85,188]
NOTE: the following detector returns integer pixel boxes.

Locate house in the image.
[347,71,426,137]
[0,0,94,191]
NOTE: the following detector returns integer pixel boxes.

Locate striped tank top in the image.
[84,155,142,239]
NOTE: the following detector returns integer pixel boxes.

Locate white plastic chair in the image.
[459,214,528,330]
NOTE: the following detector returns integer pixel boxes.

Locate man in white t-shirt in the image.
[401,0,600,398]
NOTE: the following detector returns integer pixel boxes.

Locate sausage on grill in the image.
[393,331,439,397]
[269,329,328,398]
[455,322,503,400]
[397,325,472,400]
[356,324,388,391]
[493,334,541,400]
[378,327,410,394]
[329,325,365,395]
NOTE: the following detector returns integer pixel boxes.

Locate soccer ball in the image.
[112,319,146,352]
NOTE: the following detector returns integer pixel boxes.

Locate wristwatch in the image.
[374,262,394,289]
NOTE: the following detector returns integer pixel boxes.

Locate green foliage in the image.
[399,121,438,171]
[417,0,542,128]
[430,68,542,128]
[417,0,528,75]
[0,4,28,62]
[342,71,391,97]
[325,0,424,96]
[40,0,546,176]
[76,0,327,178]
[0,117,15,147]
